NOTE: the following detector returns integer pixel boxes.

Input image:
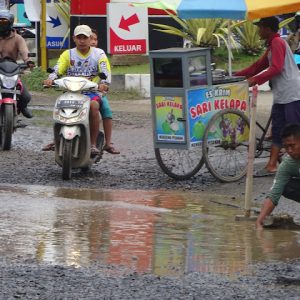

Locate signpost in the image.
[107,3,148,55]
[46,2,68,49]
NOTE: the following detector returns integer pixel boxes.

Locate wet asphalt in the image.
[0,91,299,299]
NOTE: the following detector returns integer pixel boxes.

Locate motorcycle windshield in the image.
[0,60,20,76]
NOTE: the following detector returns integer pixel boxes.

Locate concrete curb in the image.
[111,74,151,98]
[111,74,272,98]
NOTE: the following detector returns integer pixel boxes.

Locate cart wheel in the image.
[155,147,204,180]
[202,109,250,183]
[255,122,271,158]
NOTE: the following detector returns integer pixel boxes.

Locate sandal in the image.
[253,168,276,178]
[42,142,55,151]
[91,145,100,156]
[103,144,120,155]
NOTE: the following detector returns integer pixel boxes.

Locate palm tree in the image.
[232,21,263,55]
[151,12,238,53]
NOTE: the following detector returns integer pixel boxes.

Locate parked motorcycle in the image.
[52,76,104,180]
[0,58,27,150]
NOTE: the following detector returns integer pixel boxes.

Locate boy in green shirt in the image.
[256,123,300,229]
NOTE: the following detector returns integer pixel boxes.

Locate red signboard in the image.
[110,28,146,54]
[70,0,167,16]
[70,0,110,15]
[108,4,148,55]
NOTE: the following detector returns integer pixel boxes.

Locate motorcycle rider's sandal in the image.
[42,142,55,151]
[103,144,120,155]
[91,145,101,156]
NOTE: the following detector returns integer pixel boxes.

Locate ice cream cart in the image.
[149,47,250,182]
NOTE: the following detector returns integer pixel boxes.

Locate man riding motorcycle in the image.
[43,25,120,156]
[0,10,34,118]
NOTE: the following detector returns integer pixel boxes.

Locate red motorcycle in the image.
[0,58,27,150]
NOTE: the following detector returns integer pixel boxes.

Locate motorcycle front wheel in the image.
[0,104,14,150]
[62,139,72,180]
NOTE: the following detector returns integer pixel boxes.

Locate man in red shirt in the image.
[235,16,300,177]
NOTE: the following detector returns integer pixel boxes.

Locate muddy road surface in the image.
[0,92,300,299]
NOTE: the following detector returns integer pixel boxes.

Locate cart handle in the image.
[177,117,186,122]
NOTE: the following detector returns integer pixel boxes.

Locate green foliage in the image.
[231,17,296,56]
[280,16,295,31]
[21,68,49,92]
[151,12,238,52]
[109,89,144,101]
[212,48,263,71]
[111,63,150,75]
[232,21,263,55]
[25,48,263,92]
[22,67,143,100]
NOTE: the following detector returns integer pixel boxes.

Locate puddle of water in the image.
[0,184,299,277]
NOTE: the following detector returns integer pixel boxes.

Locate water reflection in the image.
[0,185,299,276]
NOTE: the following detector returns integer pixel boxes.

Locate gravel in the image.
[0,93,299,299]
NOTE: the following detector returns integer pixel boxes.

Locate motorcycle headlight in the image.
[0,74,18,89]
[54,107,88,124]
[63,78,87,92]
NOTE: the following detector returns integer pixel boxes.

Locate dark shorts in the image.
[282,177,300,202]
[272,100,300,146]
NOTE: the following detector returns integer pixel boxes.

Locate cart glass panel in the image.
[153,57,183,88]
[188,56,208,87]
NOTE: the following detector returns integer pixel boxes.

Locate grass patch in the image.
[213,48,263,71]
[26,49,263,96]
[21,67,48,92]
[31,109,53,128]
[49,57,150,75]
[111,63,150,75]
[109,89,142,101]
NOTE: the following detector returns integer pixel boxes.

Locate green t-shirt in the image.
[267,155,300,205]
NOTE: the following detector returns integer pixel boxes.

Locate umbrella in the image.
[134,0,300,20]
[134,0,300,74]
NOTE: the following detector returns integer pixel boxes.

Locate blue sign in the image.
[46,37,68,49]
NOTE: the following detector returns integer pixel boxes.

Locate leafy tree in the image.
[232,16,295,56]
[151,12,238,53]
[232,21,263,55]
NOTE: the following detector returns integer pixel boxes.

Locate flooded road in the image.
[1,184,299,277]
[1,96,300,298]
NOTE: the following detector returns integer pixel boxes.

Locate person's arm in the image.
[249,37,285,86]
[97,52,111,92]
[44,50,70,86]
[256,157,295,229]
[16,34,30,63]
[47,51,70,81]
[234,52,269,78]
[256,198,276,229]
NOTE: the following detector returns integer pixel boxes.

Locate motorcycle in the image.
[52,76,105,180]
[0,58,27,150]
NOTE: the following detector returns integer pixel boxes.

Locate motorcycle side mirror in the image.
[99,72,107,80]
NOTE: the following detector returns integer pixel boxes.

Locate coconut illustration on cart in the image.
[162,109,180,134]
[155,96,185,142]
